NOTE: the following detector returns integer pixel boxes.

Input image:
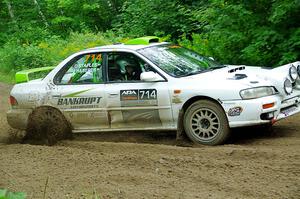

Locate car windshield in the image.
[138,44,224,77]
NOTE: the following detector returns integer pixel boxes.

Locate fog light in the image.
[260,112,275,120]
[267,112,274,119]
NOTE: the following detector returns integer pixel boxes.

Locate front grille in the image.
[280,105,297,113]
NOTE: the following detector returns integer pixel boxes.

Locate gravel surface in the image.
[0,82,299,199]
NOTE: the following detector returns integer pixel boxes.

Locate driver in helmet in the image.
[123,58,141,80]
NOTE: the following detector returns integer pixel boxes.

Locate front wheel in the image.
[183,100,230,145]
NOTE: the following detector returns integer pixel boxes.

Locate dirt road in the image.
[0,82,299,199]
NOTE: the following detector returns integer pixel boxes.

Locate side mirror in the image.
[140,71,164,82]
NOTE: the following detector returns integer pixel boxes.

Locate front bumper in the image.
[222,94,300,128]
[7,109,32,130]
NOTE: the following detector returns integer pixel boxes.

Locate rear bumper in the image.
[7,109,32,130]
[222,94,300,128]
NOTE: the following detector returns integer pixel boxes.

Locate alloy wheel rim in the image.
[190,108,220,141]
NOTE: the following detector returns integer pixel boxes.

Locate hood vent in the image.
[231,74,248,80]
[228,66,245,73]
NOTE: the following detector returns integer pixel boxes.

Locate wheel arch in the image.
[28,105,72,129]
[182,96,224,113]
[30,105,63,114]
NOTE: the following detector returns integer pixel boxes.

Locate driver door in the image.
[104,52,173,129]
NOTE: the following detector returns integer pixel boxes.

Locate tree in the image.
[113,0,200,38]
[186,0,300,66]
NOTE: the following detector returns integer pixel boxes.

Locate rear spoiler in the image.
[15,67,55,84]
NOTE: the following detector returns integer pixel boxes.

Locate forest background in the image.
[0,0,299,82]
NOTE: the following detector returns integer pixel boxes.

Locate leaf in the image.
[0,189,8,199]
[6,192,26,199]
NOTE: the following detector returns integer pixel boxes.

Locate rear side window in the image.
[56,53,104,84]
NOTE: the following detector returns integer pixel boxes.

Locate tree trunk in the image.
[5,0,16,23]
[109,0,119,13]
[32,0,49,27]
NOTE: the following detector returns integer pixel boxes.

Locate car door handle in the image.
[52,95,61,98]
[109,93,118,98]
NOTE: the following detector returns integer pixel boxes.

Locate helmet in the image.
[117,57,138,70]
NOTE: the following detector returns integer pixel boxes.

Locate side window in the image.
[58,53,103,84]
[107,52,157,82]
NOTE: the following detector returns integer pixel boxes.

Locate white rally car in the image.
[7,36,300,145]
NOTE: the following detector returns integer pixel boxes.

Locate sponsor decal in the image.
[228,106,243,116]
[85,54,102,62]
[120,89,138,101]
[56,89,102,108]
[172,96,182,104]
[63,89,92,98]
[120,89,157,101]
[57,97,102,106]
[74,63,101,73]
[120,89,158,107]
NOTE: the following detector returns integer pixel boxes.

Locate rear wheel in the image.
[24,107,72,145]
[183,100,230,145]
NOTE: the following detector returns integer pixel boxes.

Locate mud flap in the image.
[176,109,191,147]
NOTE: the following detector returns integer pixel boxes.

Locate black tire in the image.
[24,106,72,146]
[183,100,230,145]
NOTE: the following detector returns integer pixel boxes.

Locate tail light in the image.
[9,96,18,107]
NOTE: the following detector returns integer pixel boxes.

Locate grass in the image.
[0,71,15,84]
[0,189,26,199]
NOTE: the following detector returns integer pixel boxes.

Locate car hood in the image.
[179,61,300,100]
[225,61,300,96]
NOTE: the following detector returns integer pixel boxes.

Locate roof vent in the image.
[125,36,160,45]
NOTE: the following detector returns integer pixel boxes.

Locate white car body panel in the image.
[7,42,300,134]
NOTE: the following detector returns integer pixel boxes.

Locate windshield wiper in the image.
[180,70,205,77]
[205,65,226,71]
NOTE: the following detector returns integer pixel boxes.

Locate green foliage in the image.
[0,0,299,80]
[0,189,26,199]
[183,0,300,66]
[0,41,49,72]
[45,0,124,35]
[0,70,15,83]
[0,32,119,74]
[113,0,198,38]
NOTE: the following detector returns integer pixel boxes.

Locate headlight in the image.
[284,79,293,94]
[289,65,298,82]
[240,87,276,99]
